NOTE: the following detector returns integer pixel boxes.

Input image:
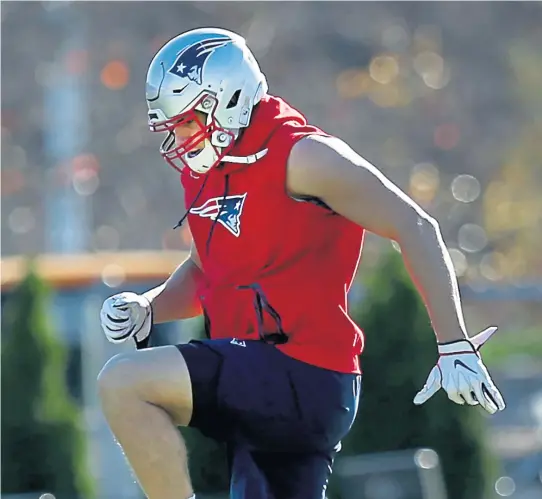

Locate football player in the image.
[98,28,505,499]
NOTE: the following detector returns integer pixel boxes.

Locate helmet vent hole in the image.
[226,89,241,109]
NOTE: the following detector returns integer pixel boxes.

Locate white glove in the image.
[414,326,506,414]
[100,292,152,344]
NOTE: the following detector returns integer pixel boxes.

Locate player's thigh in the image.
[217,342,361,453]
[176,337,311,444]
[182,338,306,446]
[97,345,193,426]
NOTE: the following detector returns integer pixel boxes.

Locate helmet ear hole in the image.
[226,89,242,109]
[211,129,234,147]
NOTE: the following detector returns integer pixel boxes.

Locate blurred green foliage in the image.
[1,263,95,499]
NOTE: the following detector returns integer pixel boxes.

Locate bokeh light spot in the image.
[101,60,130,90]
[451,175,481,203]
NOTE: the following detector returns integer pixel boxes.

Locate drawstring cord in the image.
[237,283,289,345]
[206,173,230,255]
[174,170,231,256]
[173,172,209,230]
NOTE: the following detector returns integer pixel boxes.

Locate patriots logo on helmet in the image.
[168,37,231,85]
[190,193,247,237]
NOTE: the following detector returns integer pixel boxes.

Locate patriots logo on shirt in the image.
[190,194,247,237]
[168,37,231,85]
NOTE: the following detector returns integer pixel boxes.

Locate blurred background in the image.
[1,1,541,499]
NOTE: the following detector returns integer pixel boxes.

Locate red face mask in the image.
[149,94,235,174]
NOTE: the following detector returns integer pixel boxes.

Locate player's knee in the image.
[97,346,194,425]
[97,352,140,402]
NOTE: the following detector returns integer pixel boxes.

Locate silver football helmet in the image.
[146,27,268,174]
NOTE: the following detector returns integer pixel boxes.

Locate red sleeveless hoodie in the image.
[180,95,365,374]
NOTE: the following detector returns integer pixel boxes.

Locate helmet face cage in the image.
[151,94,235,174]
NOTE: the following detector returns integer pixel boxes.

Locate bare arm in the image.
[143,239,204,323]
[287,135,467,343]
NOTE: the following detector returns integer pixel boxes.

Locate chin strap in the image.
[185,147,268,174]
[222,148,268,164]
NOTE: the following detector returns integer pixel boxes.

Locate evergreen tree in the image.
[1,263,95,498]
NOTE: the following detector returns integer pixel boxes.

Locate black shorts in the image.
[176,338,361,499]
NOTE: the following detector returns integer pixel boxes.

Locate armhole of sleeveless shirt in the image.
[289,193,336,214]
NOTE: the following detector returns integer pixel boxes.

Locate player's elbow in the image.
[417,211,440,233]
[394,206,440,246]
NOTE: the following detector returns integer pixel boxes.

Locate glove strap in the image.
[437,339,476,356]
